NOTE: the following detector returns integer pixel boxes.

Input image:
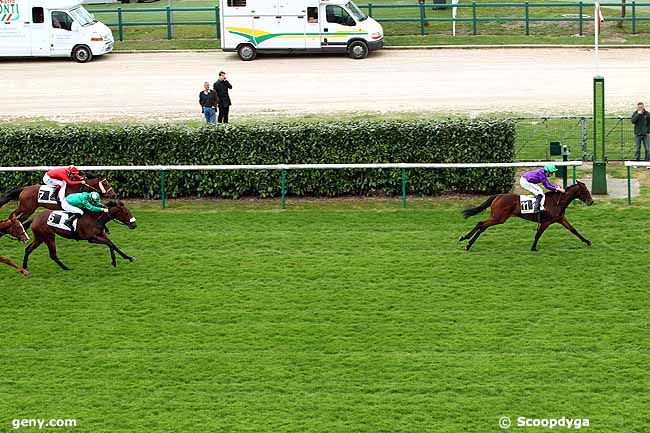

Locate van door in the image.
[29,6,49,56]
[321,4,356,49]
[304,6,320,50]
[0,2,30,56]
[50,10,75,56]
[252,15,297,50]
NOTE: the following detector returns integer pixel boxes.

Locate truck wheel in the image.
[72,45,93,63]
[348,41,368,60]
[237,44,257,61]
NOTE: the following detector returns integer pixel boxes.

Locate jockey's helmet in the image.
[544,164,558,173]
[89,192,101,203]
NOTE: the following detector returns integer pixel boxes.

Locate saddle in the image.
[38,185,61,205]
[47,211,78,232]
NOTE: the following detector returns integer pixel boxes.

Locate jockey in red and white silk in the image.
[42,166,85,203]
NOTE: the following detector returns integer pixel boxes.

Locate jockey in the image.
[520,164,566,215]
[61,191,108,231]
[43,166,86,203]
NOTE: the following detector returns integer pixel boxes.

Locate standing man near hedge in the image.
[631,101,650,165]
[199,82,217,125]
[214,71,232,124]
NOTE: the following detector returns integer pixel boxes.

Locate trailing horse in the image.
[460,181,594,251]
[23,201,136,271]
[0,214,31,277]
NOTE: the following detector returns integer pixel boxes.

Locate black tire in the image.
[237,44,257,61]
[348,41,368,60]
[72,45,93,63]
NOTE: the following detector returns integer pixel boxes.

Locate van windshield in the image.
[69,6,97,26]
[346,1,368,21]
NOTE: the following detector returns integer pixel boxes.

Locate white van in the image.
[0,0,114,62]
[220,0,384,61]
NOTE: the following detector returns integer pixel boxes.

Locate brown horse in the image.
[460,181,594,251]
[23,201,137,271]
[0,174,116,223]
[0,214,31,277]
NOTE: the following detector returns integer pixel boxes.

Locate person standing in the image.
[199,82,217,125]
[214,71,232,124]
[631,102,650,164]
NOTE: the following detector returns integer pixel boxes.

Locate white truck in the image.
[0,0,114,62]
[220,0,384,61]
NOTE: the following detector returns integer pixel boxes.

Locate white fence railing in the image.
[0,161,583,208]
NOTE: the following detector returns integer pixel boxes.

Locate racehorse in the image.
[0,214,31,277]
[0,174,116,222]
[23,201,137,271]
[459,181,594,251]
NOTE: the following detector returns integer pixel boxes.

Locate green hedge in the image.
[0,120,516,199]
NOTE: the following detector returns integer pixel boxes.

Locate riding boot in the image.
[533,194,543,222]
[64,214,79,232]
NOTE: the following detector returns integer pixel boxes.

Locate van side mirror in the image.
[71,21,80,32]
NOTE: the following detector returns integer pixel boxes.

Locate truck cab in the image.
[221,0,384,60]
[0,0,114,62]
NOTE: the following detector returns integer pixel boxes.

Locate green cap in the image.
[89,191,100,202]
[544,164,558,173]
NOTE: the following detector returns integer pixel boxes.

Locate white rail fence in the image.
[0,161,583,208]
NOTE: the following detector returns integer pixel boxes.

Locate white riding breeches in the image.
[519,177,545,207]
[61,200,83,215]
[43,174,67,202]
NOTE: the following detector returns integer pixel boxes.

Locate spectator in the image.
[631,101,650,166]
[198,81,217,125]
[214,71,232,124]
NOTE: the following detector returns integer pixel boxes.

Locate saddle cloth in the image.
[47,211,78,232]
[38,185,60,205]
[519,195,544,214]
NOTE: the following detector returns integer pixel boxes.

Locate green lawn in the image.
[84,0,650,49]
[1,198,649,432]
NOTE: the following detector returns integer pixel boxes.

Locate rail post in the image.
[472,2,477,35]
[401,168,407,209]
[160,170,166,209]
[419,0,426,35]
[578,1,583,36]
[117,7,124,41]
[627,165,632,205]
[524,1,529,35]
[632,1,637,34]
[281,169,286,209]
[166,6,173,40]
[215,6,220,39]
[368,3,373,17]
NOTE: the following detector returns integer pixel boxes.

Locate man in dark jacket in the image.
[213,71,232,124]
[198,82,217,124]
[631,102,650,163]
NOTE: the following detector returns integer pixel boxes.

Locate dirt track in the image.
[1,48,648,121]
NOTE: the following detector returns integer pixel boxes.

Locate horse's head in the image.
[6,215,30,243]
[572,181,594,206]
[107,200,137,230]
[85,174,117,199]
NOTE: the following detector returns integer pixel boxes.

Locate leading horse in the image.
[0,174,116,222]
[460,181,594,251]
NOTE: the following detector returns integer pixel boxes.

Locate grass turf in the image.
[0,198,648,432]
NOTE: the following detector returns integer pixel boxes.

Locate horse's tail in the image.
[0,188,23,208]
[462,195,497,219]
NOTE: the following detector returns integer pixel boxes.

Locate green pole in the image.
[578,1,583,36]
[166,6,173,40]
[472,2,477,35]
[592,76,607,194]
[401,168,407,209]
[117,7,123,41]
[281,169,286,209]
[215,6,220,39]
[632,1,637,34]
[160,170,166,209]
[572,165,576,184]
[419,1,425,35]
[627,165,632,205]
[524,1,529,35]
[368,3,373,17]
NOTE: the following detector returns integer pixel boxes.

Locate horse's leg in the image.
[459,221,484,242]
[559,216,591,247]
[44,237,71,270]
[23,239,43,270]
[465,211,512,251]
[88,237,118,267]
[0,256,30,278]
[530,221,553,252]
[88,235,134,265]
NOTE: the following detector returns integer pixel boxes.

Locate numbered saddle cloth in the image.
[519,195,544,214]
[47,211,78,232]
[38,185,60,205]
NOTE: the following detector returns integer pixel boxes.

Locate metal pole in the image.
[579,1,583,36]
[281,169,286,209]
[160,170,166,209]
[572,165,576,184]
[524,1,529,35]
[419,1,425,36]
[627,165,632,205]
[472,2,477,35]
[632,1,637,34]
[166,6,173,40]
[368,2,373,17]
[215,6,220,39]
[592,76,607,194]
[117,7,124,41]
[168,0,175,38]
[401,168,407,208]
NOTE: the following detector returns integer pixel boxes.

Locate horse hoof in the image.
[458,236,464,242]
[22,271,30,278]
[127,257,136,262]
[586,241,592,247]
[531,248,537,252]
